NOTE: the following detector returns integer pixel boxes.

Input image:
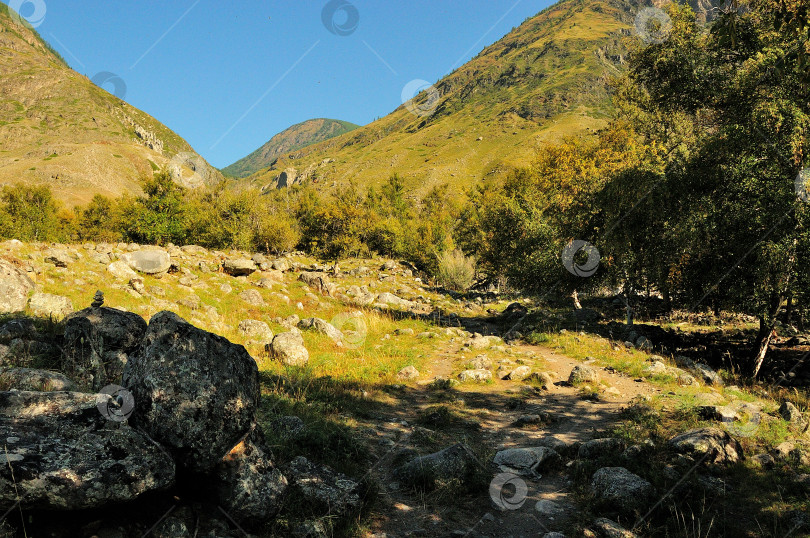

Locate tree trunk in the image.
[750,316,776,379]
[571,290,582,310]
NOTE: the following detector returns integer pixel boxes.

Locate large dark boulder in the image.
[0,390,175,510]
[62,306,148,391]
[122,311,260,473]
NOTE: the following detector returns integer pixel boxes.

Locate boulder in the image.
[578,438,626,460]
[298,272,335,296]
[397,365,420,380]
[779,401,809,433]
[223,258,257,276]
[121,249,171,274]
[569,365,598,385]
[693,363,723,386]
[493,446,561,476]
[62,306,148,391]
[269,331,309,366]
[459,369,493,382]
[28,292,73,319]
[107,260,138,280]
[215,427,288,527]
[239,289,265,306]
[393,443,479,489]
[591,517,638,537]
[284,456,362,520]
[0,367,76,391]
[43,249,71,268]
[668,427,743,464]
[591,467,655,516]
[506,365,532,381]
[122,311,260,473]
[0,390,175,510]
[0,259,35,313]
[0,318,37,344]
[238,319,274,342]
[376,291,413,309]
[298,317,343,344]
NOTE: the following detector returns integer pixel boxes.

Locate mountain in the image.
[246,0,638,195]
[222,118,360,178]
[0,4,221,207]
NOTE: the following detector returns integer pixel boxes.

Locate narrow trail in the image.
[362,342,663,537]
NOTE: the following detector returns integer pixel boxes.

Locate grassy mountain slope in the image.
[222,118,360,178]
[247,0,638,195]
[0,4,221,207]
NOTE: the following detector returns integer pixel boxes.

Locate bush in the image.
[436,249,476,291]
[254,212,301,254]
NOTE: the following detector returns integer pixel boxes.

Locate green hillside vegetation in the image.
[0,3,220,206]
[243,0,638,196]
[223,118,360,178]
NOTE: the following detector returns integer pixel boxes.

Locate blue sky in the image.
[4,0,553,168]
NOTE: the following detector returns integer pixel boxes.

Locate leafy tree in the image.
[123,171,188,245]
[0,184,66,241]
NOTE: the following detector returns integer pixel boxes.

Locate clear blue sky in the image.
[5,0,553,168]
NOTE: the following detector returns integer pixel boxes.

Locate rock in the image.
[270,331,309,366]
[590,467,655,516]
[506,365,532,381]
[575,308,600,322]
[271,259,291,272]
[397,365,420,380]
[469,355,492,369]
[635,336,653,352]
[298,317,343,344]
[579,438,626,460]
[668,427,743,464]
[465,334,503,349]
[0,259,35,313]
[693,363,723,386]
[394,443,479,489]
[0,367,76,391]
[215,427,288,527]
[122,311,260,473]
[569,365,598,385]
[223,258,257,276]
[62,306,148,390]
[298,272,336,296]
[43,249,71,267]
[779,401,809,433]
[677,372,699,386]
[284,456,362,520]
[376,291,413,309]
[271,415,306,440]
[697,405,739,423]
[591,517,638,537]
[394,327,415,336]
[239,289,265,306]
[514,414,550,427]
[459,369,493,382]
[0,318,37,344]
[528,371,555,389]
[28,292,73,319]
[643,360,669,376]
[493,446,561,476]
[121,249,171,274]
[107,260,138,280]
[0,390,175,510]
[238,319,274,342]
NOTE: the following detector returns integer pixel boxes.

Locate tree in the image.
[123,171,188,245]
[0,184,65,241]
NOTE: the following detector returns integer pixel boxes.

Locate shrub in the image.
[436,249,476,291]
[254,212,301,254]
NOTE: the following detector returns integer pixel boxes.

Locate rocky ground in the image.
[0,240,808,537]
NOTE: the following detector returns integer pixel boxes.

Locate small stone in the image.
[91,290,104,308]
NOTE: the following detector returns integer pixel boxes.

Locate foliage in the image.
[0,184,69,242]
[436,249,476,291]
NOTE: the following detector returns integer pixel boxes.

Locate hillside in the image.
[222,118,360,178]
[0,4,221,207]
[246,0,639,195]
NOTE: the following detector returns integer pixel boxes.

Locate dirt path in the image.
[362,342,661,537]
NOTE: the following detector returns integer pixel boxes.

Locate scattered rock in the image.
[493,446,561,476]
[28,292,73,319]
[693,363,723,386]
[107,261,138,280]
[222,258,257,276]
[122,311,260,473]
[121,249,171,274]
[284,456,362,521]
[239,289,265,306]
[43,249,71,268]
[569,365,598,385]
[0,367,76,391]
[459,369,493,382]
[591,517,638,537]
[506,365,532,381]
[394,443,480,489]
[298,317,343,343]
[779,401,809,433]
[298,272,336,296]
[591,467,655,516]
[269,331,309,366]
[469,355,492,369]
[397,365,420,380]
[697,405,739,423]
[579,438,626,460]
[238,319,274,342]
[0,259,35,313]
[668,427,743,464]
[0,390,175,510]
